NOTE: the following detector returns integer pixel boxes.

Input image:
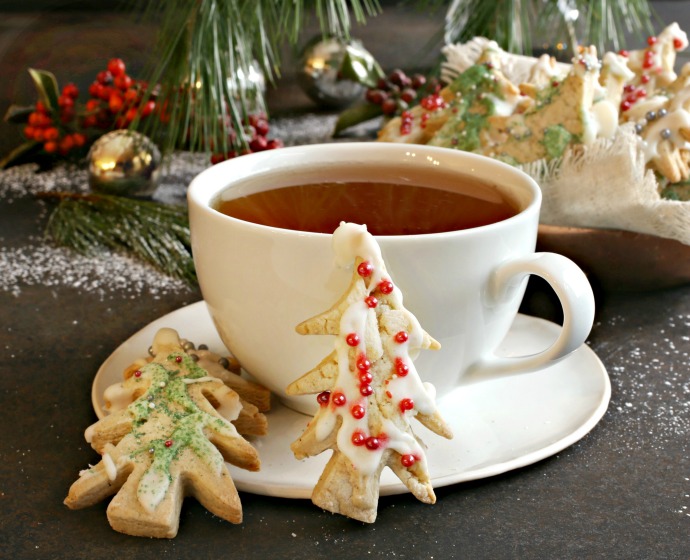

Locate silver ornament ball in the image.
[88,130,161,198]
[298,36,367,109]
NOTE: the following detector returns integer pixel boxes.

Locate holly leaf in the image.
[28,68,60,111]
[4,104,35,124]
[333,102,383,137]
[339,44,384,88]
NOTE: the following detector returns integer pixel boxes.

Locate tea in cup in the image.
[187,142,595,413]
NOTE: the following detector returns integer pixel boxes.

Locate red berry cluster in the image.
[22,58,157,158]
[84,58,156,130]
[24,96,86,155]
[210,113,283,164]
[365,69,435,116]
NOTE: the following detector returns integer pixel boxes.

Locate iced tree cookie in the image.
[288,222,452,523]
[65,328,264,538]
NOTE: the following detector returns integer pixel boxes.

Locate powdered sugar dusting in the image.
[0,243,191,298]
[0,162,90,203]
[0,115,361,297]
[605,313,690,450]
[0,153,205,297]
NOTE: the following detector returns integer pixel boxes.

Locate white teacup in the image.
[187,142,595,414]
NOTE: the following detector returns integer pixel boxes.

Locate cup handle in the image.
[471,252,595,379]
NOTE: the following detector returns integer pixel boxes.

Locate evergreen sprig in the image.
[126,0,653,153]
[131,0,382,156]
[43,193,196,285]
[443,0,653,57]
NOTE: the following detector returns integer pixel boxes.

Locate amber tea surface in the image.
[214,179,518,235]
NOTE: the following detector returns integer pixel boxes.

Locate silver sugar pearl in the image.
[198,344,209,350]
[657,108,668,118]
[646,111,656,121]
[660,128,672,139]
[218,357,230,369]
[635,123,645,134]
[190,354,199,362]
[148,345,155,357]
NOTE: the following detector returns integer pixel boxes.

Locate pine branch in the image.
[444,0,653,55]
[131,0,382,156]
[42,192,196,285]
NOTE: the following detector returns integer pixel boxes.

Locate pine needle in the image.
[444,0,653,55]
[42,193,196,285]
[130,0,382,156]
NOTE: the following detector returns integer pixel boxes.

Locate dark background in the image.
[1,1,689,158]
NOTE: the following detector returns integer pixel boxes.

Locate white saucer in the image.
[92,301,610,499]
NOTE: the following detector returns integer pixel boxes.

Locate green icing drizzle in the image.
[542,125,573,159]
[534,80,561,109]
[124,352,236,505]
[430,64,506,151]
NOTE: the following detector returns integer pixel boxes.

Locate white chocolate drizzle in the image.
[315,222,440,475]
[102,451,117,482]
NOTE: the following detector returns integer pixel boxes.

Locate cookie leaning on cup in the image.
[288,223,452,523]
[65,327,267,538]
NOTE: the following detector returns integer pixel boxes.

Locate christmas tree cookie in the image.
[288,222,452,523]
[65,328,265,538]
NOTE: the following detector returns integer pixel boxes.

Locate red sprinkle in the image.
[395,357,409,377]
[378,280,394,294]
[359,371,373,384]
[356,354,371,371]
[352,431,366,446]
[394,331,409,343]
[332,392,346,406]
[345,333,360,347]
[351,404,366,419]
[618,49,629,57]
[175,356,183,363]
[647,35,658,46]
[357,261,374,277]
[360,384,374,397]
[365,436,381,450]
[364,295,378,308]
[317,391,331,406]
[134,370,142,378]
[674,37,685,50]
[399,398,415,413]
[401,454,416,467]
[421,94,443,111]
[641,74,651,84]
[165,440,173,447]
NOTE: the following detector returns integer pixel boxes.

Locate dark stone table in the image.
[1,144,689,560]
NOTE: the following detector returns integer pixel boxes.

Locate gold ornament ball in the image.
[88,130,162,198]
[298,36,367,108]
